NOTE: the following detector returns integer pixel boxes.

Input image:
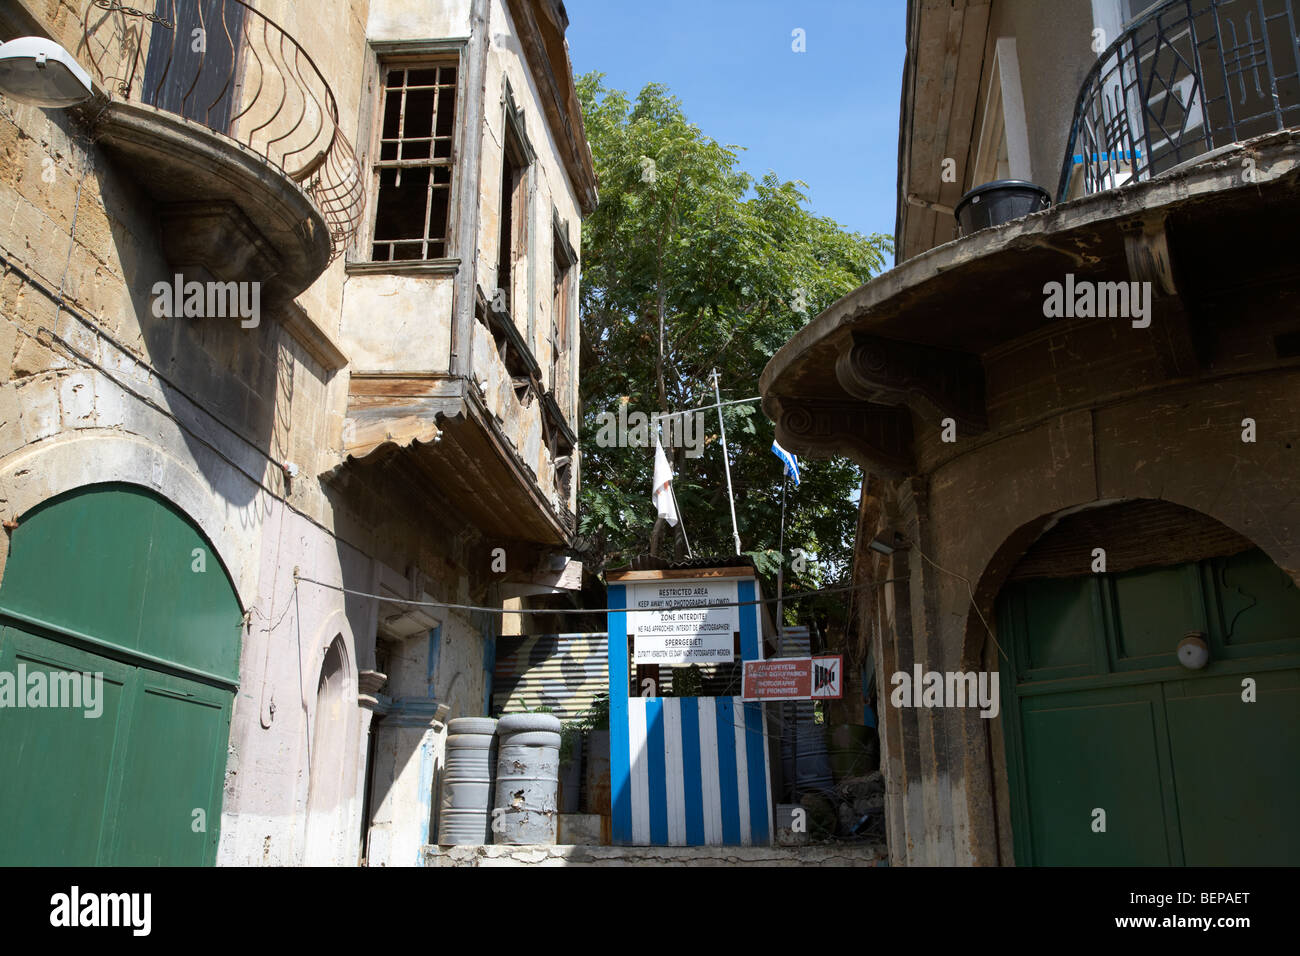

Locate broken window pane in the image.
[374,166,431,240]
[371,58,459,262]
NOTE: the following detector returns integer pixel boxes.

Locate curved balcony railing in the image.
[1058,0,1300,202]
[81,0,363,259]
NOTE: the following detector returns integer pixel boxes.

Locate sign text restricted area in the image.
[628,579,738,664]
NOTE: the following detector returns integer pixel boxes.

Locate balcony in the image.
[763,125,1300,475]
[1060,0,1300,201]
[338,296,577,549]
[79,0,364,301]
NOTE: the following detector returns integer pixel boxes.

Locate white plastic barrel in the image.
[437,717,498,845]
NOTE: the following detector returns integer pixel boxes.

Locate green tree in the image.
[576,74,890,617]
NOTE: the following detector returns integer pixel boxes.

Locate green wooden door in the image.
[998,548,1300,865]
[0,484,242,865]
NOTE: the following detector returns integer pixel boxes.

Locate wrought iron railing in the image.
[81,0,363,259]
[1058,0,1300,202]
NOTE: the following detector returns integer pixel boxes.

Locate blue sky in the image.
[565,0,906,241]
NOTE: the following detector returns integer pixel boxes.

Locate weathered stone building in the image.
[0,0,594,865]
[762,0,1300,865]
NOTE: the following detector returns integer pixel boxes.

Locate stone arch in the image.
[0,429,259,608]
[963,496,1300,865]
[960,495,1299,675]
[303,618,359,865]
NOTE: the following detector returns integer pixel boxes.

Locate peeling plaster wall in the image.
[367,0,472,41]
[478,0,583,515]
[0,0,518,867]
[343,274,455,373]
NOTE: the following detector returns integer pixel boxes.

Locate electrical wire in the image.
[910,542,1009,664]
[294,572,862,615]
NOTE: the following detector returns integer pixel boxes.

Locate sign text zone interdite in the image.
[628,579,739,664]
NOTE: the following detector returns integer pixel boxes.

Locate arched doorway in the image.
[0,483,242,865]
[304,636,350,864]
[994,500,1300,865]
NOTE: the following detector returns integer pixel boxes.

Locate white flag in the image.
[652,433,678,527]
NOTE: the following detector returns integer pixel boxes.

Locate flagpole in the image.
[658,422,694,558]
[776,470,788,649]
[713,368,742,556]
[669,479,693,558]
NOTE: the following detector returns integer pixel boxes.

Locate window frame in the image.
[972,37,1032,187]
[351,39,468,270]
[494,80,537,326]
[550,209,577,395]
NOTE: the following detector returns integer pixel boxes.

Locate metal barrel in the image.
[436,717,498,845]
[493,714,562,845]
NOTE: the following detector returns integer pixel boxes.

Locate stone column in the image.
[353,669,388,865]
[363,698,448,867]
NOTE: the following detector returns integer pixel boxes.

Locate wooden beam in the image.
[451,0,492,381]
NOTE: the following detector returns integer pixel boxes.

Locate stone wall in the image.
[861,363,1300,866]
[0,0,528,866]
[425,843,887,867]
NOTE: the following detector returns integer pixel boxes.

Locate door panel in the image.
[0,485,243,866]
[143,0,246,133]
[0,627,133,865]
[0,625,233,866]
[111,672,232,866]
[1000,547,1300,865]
[1020,686,1175,865]
[1164,669,1300,864]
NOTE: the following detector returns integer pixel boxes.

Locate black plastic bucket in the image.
[954,180,1051,235]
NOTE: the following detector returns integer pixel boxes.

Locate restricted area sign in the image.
[741,655,843,701]
[628,579,739,665]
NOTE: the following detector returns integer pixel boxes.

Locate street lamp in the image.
[0,37,94,108]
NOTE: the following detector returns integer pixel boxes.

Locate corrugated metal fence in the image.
[492,633,608,719]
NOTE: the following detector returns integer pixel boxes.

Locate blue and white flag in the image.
[771,440,800,487]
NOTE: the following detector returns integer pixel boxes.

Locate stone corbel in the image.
[358,670,389,712]
[1121,215,1202,374]
[1121,214,1177,296]
[382,698,451,731]
[774,398,915,478]
[835,333,988,433]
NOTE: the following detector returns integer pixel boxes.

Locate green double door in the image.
[0,485,242,865]
[998,548,1300,865]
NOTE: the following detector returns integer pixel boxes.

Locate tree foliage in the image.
[576,74,891,613]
